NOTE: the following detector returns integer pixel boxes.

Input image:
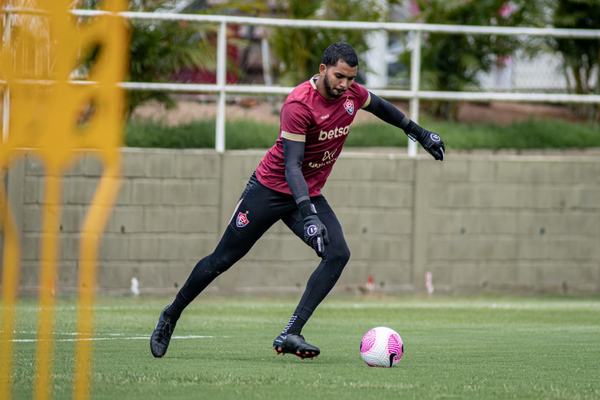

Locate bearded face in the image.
[323,71,345,99]
[319,61,357,100]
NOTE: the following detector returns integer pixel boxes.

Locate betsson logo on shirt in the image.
[318,124,351,141]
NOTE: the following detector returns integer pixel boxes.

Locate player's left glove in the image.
[407,130,445,161]
[303,213,329,258]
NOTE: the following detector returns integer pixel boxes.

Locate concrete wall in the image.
[5,148,600,296]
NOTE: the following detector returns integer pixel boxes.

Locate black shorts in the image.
[226,173,346,251]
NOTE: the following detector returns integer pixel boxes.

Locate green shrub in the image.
[421,118,600,150]
[126,117,599,150]
[126,119,216,148]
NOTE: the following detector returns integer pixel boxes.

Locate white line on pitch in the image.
[9,335,214,343]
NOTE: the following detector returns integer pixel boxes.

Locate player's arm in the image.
[283,138,329,257]
[282,137,311,216]
[363,92,445,161]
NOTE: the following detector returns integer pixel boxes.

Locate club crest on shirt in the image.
[236,212,249,228]
[343,98,354,115]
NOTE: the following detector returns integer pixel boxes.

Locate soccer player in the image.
[150,42,444,359]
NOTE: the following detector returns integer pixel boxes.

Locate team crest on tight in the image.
[343,98,354,115]
[236,212,249,227]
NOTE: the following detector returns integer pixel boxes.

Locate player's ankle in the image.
[163,305,180,322]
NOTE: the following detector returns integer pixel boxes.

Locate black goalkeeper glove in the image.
[418,131,445,161]
[303,213,329,258]
[405,122,445,161]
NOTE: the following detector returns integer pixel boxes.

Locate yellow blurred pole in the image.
[0,3,18,400]
[0,178,21,400]
[34,167,62,400]
[73,160,122,400]
[0,0,127,398]
[2,7,11,142]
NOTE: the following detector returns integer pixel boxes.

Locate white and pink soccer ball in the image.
[360,326,403,367]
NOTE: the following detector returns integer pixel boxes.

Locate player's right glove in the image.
[303,213,329,258]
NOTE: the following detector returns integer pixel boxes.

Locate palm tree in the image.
[77,0,266,118]
[545,0,600,123]
[401,0,541,120]
[269,0,396,87]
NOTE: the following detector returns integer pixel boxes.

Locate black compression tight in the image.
[166,175,350,335]
[168,227,256,317]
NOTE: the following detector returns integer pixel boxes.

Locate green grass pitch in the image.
[7,295,600,399]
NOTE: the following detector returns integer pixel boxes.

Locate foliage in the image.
[544,0,600,122]
[126,21,208,117]
[77,0,266,118]
[269,0,401,86]
[420,115,600,150]
[400,0,544,119]
[126,115,600,150]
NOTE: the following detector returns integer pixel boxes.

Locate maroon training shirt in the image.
[255,76,371,196]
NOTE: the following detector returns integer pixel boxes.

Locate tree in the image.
[269,0,400,87]
[77,0,266,118]
[545,0,600,123]
[401,0,543,119]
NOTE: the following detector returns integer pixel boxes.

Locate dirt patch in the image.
[456,102,584,125]
[132,99,283,126]
[132,98,584,126]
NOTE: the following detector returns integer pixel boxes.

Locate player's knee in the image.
[340,246,351,265]
[324,247,350,282]
[326,244,351,268]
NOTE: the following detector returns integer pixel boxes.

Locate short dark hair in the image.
[321,42,358,68]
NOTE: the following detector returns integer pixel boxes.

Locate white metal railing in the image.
[4,8,600,154]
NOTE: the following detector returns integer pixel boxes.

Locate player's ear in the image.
[319,64,327,77]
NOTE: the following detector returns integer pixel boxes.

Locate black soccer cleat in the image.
[150,306,177,358]
[273,333,320,360]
